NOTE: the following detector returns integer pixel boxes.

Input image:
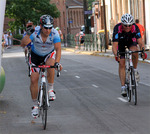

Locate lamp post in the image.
[83,0,89,34]
[102,0,108,51]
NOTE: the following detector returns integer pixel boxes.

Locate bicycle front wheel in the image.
[131,67,137,105]
[126,70,131,102]
[41,82,47,130]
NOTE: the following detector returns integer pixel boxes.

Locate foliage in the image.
[87,0,96,10]
[5,0,60,32]
[13,34,23,45]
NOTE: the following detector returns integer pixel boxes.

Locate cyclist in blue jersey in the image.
[112,14,145,97]
[21,15,62,118]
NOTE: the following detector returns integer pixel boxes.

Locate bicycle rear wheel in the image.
[131,67,137,105]
[41,82,47,130]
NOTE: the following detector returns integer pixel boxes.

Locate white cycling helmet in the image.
[121,13,134,25]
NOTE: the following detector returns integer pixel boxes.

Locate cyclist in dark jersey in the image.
[112,13,145,97]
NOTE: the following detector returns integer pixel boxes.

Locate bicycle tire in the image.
[126,69,131,102]
[41,82,47,130]
[126,82,131,102]
[131,67,137,105]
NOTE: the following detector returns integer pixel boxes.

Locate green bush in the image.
[13,34,23,45]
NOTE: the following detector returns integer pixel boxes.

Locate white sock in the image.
[48,83,54,91]
[33,99,38,106]
[121,86,125,89]
[134,68,138,72]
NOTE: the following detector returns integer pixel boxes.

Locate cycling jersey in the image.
[112,23,141,57]
[112,23,141,44]
[30,28,61,57]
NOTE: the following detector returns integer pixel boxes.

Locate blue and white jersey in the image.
[30,28,61,56]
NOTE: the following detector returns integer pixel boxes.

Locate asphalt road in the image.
[0,46,150,134]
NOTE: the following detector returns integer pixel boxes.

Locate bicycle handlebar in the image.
[117,48,149,61]
[32,64,61,77]
[117,49,149,55]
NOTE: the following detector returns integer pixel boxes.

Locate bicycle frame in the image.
[125,50,134,90]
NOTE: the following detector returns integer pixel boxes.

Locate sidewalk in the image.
[62,46,150,64]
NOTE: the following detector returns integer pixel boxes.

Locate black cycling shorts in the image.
[118,40,137,59]
[31,51,55,66]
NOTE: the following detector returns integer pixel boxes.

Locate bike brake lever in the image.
[57,65,60,77]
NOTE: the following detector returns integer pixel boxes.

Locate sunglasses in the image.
[43,26,52,29]
[123,24,132,27]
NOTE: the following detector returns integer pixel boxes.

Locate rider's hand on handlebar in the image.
[54,62,63,71]
[140,47,147,60]
[115,52,120,62]
[141,52,147,59]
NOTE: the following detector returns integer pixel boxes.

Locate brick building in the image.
[51,0,84,35]
[50,0,67,36]
[66,0,84,35]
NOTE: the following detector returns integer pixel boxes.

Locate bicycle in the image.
[117,48,148,105]
[32,63,60,130]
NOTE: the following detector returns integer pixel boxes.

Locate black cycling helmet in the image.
[40,15,53,28]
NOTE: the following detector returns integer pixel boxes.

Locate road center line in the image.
[117,97,128,103]
[92,84,99,88]
[75,76,80,78]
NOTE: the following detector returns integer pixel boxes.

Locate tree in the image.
[87,0,95,10]
[5,0,60,32]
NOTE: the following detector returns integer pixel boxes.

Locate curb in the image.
[62,47,150,64]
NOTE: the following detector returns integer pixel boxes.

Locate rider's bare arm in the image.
[54,42,61,63]
[112,42,118,56]
[21,34,32,48]
[137,38,145,50]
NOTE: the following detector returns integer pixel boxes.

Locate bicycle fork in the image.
[129,54,135,90]
[39,71,50,107]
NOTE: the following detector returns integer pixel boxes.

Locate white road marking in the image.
[117,97,128,103]
[64,70,67,72]
[92,84,99,88]
[75,76,80,79]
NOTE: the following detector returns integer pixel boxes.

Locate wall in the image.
[145,0,150,48]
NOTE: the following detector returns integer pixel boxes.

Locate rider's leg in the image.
[129,45,138,69]
[119,58,127,96]
[24,47,28,62]
[25,47,28,56]
[30,72,39,101]
[30,72,39,118]
[129,45,140,83]
[46,57,56,100]
[119,59,126,86]
[46,57,55,83]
